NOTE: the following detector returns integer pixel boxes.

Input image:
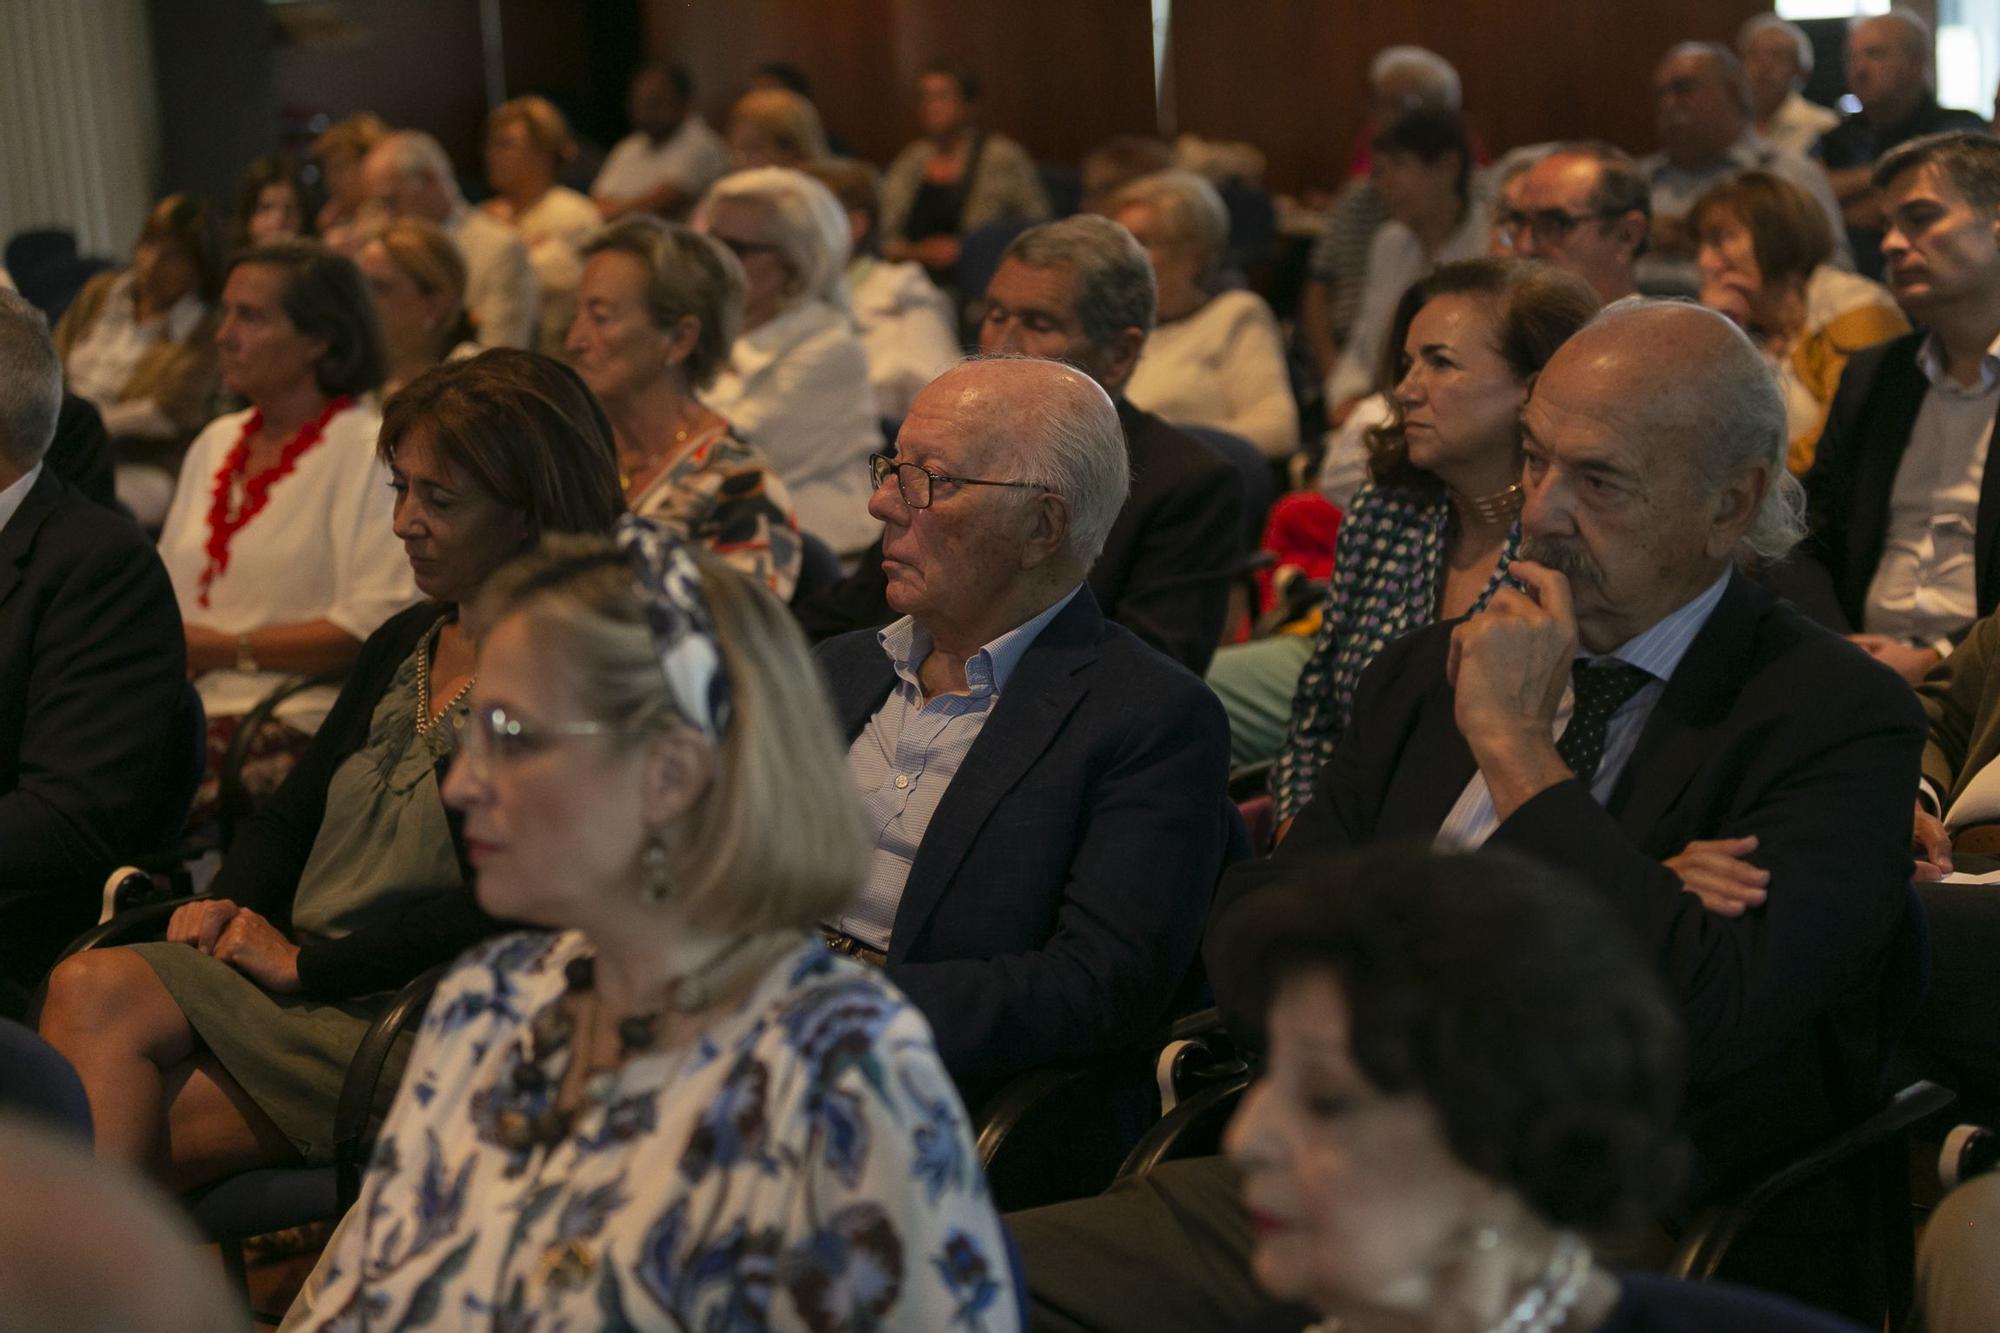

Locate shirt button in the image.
[894,774,910,790]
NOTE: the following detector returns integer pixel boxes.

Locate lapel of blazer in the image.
[1382,637,1481,838]
[1603,569,1766,844]
[0,469,63,615]
[1978,394,2000,617]
[885,589,1101,961]
[1849,338,1929,614]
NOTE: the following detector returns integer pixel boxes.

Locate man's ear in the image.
[1705,465,1770,559]
[1091,326,1147,395]
[1614,210,1649,263]
[1019,490,1073,570]
[643,728,716,828]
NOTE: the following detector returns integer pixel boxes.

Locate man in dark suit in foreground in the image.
[1014,301,1926,1328]
[0,289,194,1002]
[814,355,1237,1104]
[796,213,1245,674]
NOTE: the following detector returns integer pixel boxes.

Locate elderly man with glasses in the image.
[1502,141,1651,304]
[813,354,1241,1125]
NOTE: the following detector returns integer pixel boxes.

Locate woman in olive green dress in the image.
[39,349,626,1185]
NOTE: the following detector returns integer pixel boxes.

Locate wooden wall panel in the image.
[1169,0,1773,192]
[641,0,1158,172]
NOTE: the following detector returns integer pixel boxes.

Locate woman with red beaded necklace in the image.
[153,241,418,815]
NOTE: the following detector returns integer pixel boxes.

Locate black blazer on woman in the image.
[208,601,509,999]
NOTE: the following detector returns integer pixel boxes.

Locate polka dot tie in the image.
[1556,660,1654,786]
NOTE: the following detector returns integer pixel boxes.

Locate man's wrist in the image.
[1465,725,1575,821]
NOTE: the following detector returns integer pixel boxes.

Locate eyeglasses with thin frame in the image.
[1497,208,1623,247]
[451,705,627,778]
[866,452,1048,510]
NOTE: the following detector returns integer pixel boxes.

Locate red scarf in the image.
[196,396,352,607]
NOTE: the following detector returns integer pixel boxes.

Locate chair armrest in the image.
[330,960,450,1210]
[59,895,206,961]
[1670,1080,1958,1281]
[1115,1069,1253,1184]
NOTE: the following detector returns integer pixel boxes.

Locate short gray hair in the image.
[1369,46,1462,111]
[1596,297,1803,563]
[694,167,852,314]
[1663,42,1755,119]
[1001,214,1157,347]
[0,289,63,468]
[1738,14,1815,79]
[579,217,746,389]
[1108,169,1231,274]
[954,355,1131,567]
[374,130,465,206]
[1855,7,1932,63]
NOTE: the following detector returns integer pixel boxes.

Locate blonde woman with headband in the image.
[283,517,1020,1330]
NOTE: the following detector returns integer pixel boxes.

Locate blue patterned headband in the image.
[613,515,732,743]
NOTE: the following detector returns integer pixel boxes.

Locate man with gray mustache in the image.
[1012,300,1928,1328]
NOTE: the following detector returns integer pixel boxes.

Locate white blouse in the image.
[702,301,885,557]
[1126,288,1300,459]
[849,257,962,421]
[495,186,602,358]
[157,401,419,727]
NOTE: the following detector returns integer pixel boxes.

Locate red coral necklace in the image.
[196,396,352,607]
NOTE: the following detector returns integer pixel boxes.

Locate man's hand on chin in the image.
[1449,560,1580,820]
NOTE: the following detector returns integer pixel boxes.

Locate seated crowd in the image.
[12,16,2000,1332]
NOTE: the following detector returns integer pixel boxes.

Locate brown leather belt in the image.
[820,929,887,967]
[1953,822,2000,856]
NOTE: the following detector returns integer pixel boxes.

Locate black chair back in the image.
[1179,425,1275,551]
[791,531,844,608]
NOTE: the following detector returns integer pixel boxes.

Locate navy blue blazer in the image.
[816,586,1239,1082]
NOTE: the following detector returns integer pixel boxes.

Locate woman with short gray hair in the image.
[569,216,802,598]
[1111,170,1300,459]
[692,168,884,556]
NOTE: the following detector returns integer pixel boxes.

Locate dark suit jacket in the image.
[43,396,115,512]
[1210,570,1926,1207]
[0,467,192,981]
[795,399,1246,674]
[817,587,1239,1084]
[1793,331,2000,633]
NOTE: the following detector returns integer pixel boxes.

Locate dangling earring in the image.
[641,835,672,903]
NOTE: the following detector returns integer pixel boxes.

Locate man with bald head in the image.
[1817,10,1987,278]
[1503,141,1650,303]
[1643,41,1849,290]
[1014,304,1926,1329]
[814,355,1237,1103]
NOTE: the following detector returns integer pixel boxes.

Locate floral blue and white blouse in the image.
[284,931,1019,1331]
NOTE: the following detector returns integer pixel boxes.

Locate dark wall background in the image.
[154,0,1811,213]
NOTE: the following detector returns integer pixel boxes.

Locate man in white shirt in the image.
[1740,15,1841,157]
[1797,131,2000,684]
[363,131,538,348]
[1640,42,1850,292]
[592,62,730,222]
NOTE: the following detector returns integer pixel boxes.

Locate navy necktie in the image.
[1556,660,1653,785]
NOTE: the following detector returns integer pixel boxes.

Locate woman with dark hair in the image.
[570,216,802,596]
[879,63,1050,287]
[153,241,410,806]
[1272,258,1598,827]
[39,349,627,1190]
[1328,109,1490,417]
[53,192,224,523]
[1691,171,1905,474]
[1220,844,1862,1331]
[230,154,316,250]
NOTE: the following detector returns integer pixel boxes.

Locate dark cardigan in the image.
[207,601,510,998]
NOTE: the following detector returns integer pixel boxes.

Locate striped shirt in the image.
[1436,570,1730,849]
[835,586,1082,949]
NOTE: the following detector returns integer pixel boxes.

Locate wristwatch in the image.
[236,632,258,674]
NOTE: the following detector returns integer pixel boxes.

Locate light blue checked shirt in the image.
[834,586,1082,950]
[1436,571,1730,850]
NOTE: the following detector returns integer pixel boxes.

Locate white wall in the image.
[0,0,158,258]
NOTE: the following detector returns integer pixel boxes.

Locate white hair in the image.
[1738,14,1815,79]
[948,355,1130,568]
[0,289,61,468]
[1108,169,1231,273]
[375,129,465,207]
[694,167,852,314]
[1369,46,1462,111]
[1854,6,1933,63]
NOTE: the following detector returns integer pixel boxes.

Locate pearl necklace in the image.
[414,614,475,737]
[1304,1232,1592,1333]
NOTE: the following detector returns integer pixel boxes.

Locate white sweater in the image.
[1126,289,1300,459]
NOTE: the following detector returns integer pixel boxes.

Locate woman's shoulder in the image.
[852,259,949,316]
[1806,265,1902,323]
[761,949,942,1077]
[427,930,578,1028]
[1201,288,1281,335]
[1605,1272,1866,1332]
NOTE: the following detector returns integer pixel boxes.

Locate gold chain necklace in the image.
[415,613,475,736]
[1452,482,1525,527]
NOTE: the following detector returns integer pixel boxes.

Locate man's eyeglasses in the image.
[867,453,1048,510]
[451,705,626,777]
[1497,208,1622,247]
